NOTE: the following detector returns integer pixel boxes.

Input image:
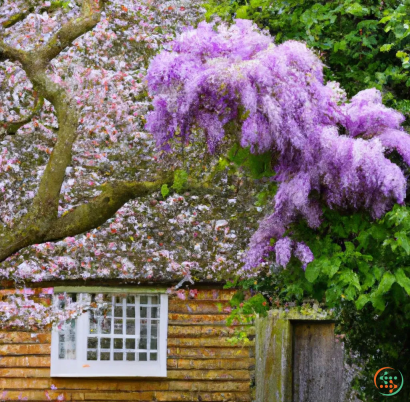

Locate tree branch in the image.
[37,3,102,63]
[0,37,28,64]
[45,178,169,241]
[0,0,106,263]
[0,96,44,137]
[1,1,48,30]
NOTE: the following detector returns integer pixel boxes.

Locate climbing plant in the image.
[204,0,410,118]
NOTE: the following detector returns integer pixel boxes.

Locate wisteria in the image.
[146,20,410,269]
[0,2,270,310]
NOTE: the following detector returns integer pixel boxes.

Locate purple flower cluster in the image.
[146,20,410,270]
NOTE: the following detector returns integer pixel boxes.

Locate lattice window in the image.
[86,294,160,362]
[50,290,168,377]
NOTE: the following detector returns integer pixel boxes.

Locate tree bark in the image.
[0,0,172,263]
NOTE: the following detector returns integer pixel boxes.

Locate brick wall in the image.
[0,289,255,401]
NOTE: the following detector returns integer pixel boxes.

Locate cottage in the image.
[0,284,255,401]
[0,166,260,401]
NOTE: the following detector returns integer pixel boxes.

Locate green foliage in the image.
[218,143,275,180]
[203,1,410,395]
[222,204,410,398]
[204,0,410,118]
[49,0,71,11]
[160,184,169,198]
[172,169,188,193]
[226,292,268,327]
[278,205,410,313]
[230,205,410,399]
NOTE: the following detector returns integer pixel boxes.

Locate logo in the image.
[374,367,404,396]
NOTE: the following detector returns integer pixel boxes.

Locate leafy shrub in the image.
[204,0,410,118]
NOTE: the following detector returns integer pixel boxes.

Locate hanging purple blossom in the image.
[146,20,410,270]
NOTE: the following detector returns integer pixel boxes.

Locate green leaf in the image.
[161,184,169,198]
[361,272,376,291]
[339,270,361,290]
[396,231,410,254]
[396,51,408,59]
[380,43,393,52]
[305,259,321,283]
[345,3,369,17]
[172,169,188,193]
[344,241,355,253]
[236,6,249,19]
[356,294,370,309]
[375,271,396,295]
[370,293,386,311]
[329,257,341,278]
[345,285,357,300]
[395,268,410,296]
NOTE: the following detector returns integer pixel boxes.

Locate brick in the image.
[0,332,50,344]
[0,391,72,401]
[82,391,154,400]
[170,289,236,301]
[155,391,251,401]
[167,347,251,359]
[52,379,169,391]
[167,370,250,381]
[0,344,50,355]
[168,338,254,348]
[168,300,231,314]
[168,325,254,338]
[171,358,255,370]
[0,377,50,388]
[0,368,49,377]
[167,381,250,392]
[168,314,228,325]
[0,355,50,367]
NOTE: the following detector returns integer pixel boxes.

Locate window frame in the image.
[50,287,168,378]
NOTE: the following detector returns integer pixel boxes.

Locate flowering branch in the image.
[0,95,44,136]
[44,177,172,242]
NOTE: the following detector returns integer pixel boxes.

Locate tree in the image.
[0,2,263,329]
[0,0,206,263]
[146,19,410,272]
[146,20,410,400]
[204,0,410,118]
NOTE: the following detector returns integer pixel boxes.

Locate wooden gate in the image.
[255,309,346,402]
[292,321,344,402]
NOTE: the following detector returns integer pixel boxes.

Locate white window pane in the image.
[87,337,98,349]
[126,295,135,304]
[114,352,123,361]
[139,338,147,349]
[114,319,123,334]
[114,306,123,317]
[127,352,135,361]
[100,351,110,360]
[87,351,97,360]
[126,306,135,318]
[151,322,158,338]
[101,317,111,334]
[114,338,123,349]
[126,320,135,335]
[58,318,76,360]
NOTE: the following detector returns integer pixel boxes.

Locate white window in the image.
[51,288,168,377]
